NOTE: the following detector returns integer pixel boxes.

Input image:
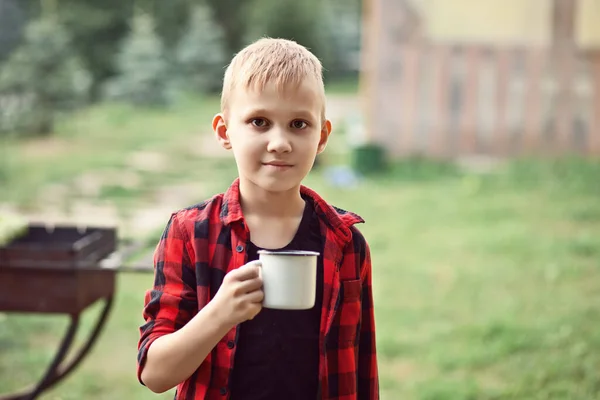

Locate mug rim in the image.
[257,250,320,257]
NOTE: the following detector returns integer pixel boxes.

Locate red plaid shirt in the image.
[137,178,379,399]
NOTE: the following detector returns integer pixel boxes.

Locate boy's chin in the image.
[246,176,304,193]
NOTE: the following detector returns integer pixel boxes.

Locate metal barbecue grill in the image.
[0,223,147,400]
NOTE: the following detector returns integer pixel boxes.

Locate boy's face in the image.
[213,80,331,194]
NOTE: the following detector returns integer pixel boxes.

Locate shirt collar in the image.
[221,178,364,243]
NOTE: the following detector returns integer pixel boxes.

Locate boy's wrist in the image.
[203,298,236,333]
[177,299,235,353]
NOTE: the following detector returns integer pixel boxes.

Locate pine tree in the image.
[0,13,92,136]
[0,0,26,63]
[174,4,227,95]
[323,0,362,76]
[246,0,335,77]
[103,12,170,107]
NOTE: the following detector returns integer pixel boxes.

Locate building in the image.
[360,0,600,158]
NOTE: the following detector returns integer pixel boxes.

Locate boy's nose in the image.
[266,129,292,153]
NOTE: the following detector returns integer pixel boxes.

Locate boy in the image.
[137,38,379,400]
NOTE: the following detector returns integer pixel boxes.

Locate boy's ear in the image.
[317,120,332,154]
[213,113,231,150]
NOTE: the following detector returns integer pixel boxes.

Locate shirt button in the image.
[220,387,228,396]
[235,245,244,253]
[227,340,235,349]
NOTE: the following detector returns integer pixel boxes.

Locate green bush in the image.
[246,0,336,77]
[0,14,92,136]
[173,5,227,95]
[351,143,387,175]
[103,13,170,107]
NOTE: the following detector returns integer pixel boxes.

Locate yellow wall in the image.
[577,0,600,48]
[412,0,600,48]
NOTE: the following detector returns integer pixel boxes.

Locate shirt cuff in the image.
[137,334,162,386]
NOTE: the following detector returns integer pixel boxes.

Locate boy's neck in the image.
[238,179,305,219]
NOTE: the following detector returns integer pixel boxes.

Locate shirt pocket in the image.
[335,279,362,347]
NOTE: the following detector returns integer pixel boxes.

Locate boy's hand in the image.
[212,260,264,327]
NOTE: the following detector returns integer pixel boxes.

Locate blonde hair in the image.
[220,37,326,121]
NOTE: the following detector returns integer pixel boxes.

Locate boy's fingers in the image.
[230,261,261,281]
[244,289,264,304]
[237,277,263,294]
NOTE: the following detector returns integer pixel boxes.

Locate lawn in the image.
[2,158,600,399]
[338,160,600,399]
[1,80,600,398]
[0,94,222,209]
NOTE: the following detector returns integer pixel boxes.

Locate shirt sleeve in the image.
[356,231,380,399]
[137,212,198,385]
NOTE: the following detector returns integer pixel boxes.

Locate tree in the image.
[174,4,227,95]
[19,0,191,100]
[103,12,170,107]
[0,0,27,63]
[205,0,251,56]
[56,0,133,100]
[322,0,362,77]
[0,13,92,136]
[246,0,336,78]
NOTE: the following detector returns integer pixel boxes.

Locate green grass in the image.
[301,158,600,399]
[2,79,600,398]
[2,157,600,399]
[0,94,221,208]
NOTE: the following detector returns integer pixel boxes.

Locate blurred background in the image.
[1,0,600,399]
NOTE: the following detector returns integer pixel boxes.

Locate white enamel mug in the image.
[252,250,319,310]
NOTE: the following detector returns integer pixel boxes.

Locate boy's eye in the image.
[251,118,268,127]
[291,120,308,129]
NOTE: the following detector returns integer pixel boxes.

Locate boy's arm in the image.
[137,212,264,394]
[356,231,379,399]
[136,213,229,393]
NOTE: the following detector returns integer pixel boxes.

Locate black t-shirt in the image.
[229,200,324,400]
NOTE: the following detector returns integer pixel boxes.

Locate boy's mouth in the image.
[263,161,293,169]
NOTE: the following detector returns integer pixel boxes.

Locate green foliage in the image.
[55,0,132,99]
[173,5,227,95]
[0,0,27,63]
[204,0,251,56]
[103,12,170,107]
[246,0,337,76]
[351,144,388,175]
[40,0,191,99]
[0,13,92,136]
[323,0,362,76]
[0,211,28,246]
[2,0,361,107]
